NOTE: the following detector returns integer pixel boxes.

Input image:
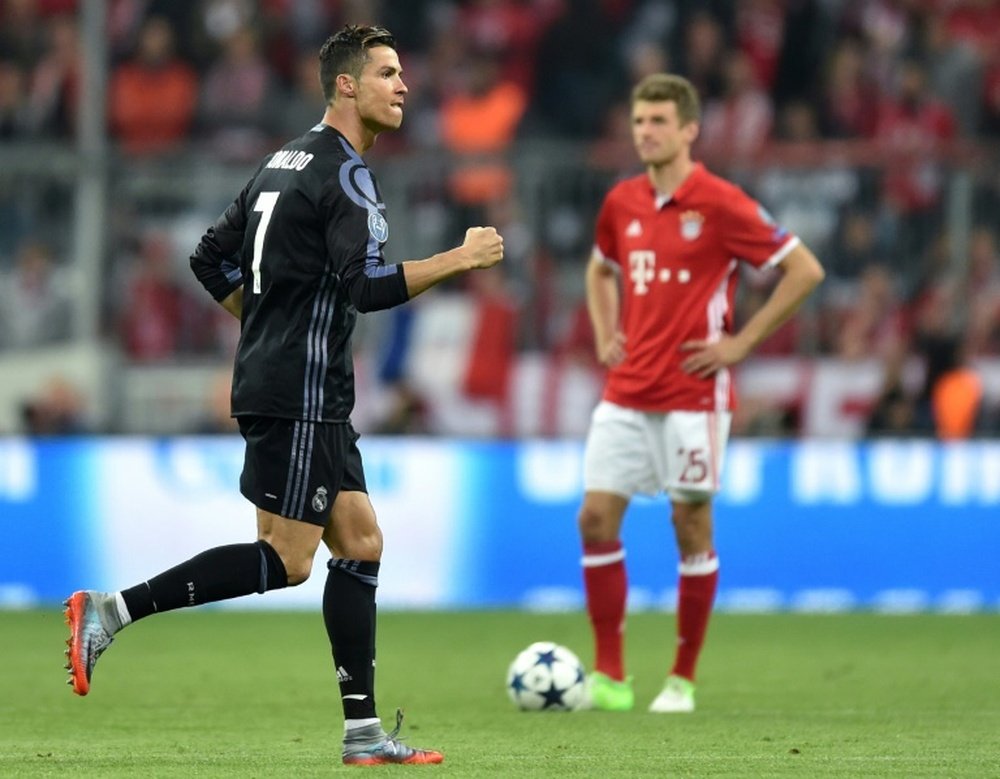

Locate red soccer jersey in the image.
[593,163,798,412]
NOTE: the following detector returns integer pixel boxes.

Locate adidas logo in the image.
[625,219,642,237]
[336,665,353,683]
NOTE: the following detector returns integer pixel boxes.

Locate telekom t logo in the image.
[628,250,692,294]
[628,250,656,294]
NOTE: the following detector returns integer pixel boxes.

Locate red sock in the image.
[582,541,627,680]
[671,552,719,682]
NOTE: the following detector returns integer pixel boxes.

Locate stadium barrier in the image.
[2,436,997,612]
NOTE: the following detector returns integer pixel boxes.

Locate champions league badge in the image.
[311,485,329,513]
[368,211,389,243]
[679,210,703,241]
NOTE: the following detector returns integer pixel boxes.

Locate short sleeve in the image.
[593,193,620,266]
[720,187,798,270]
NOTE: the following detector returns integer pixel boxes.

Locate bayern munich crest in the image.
[680,210,703,241]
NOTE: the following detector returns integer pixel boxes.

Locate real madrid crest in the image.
[679,210,703,241]
[312,485,329,513]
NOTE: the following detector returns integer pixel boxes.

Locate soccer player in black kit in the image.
[63,24,503,766]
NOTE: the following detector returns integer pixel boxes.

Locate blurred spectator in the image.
[873,58,957,266]
[698,50,773,158]
[674,9,727,104]
[849,0,913,94]
[0,239,72,349]
[818,38,879,138]
[26,14,79,137]
[624,39,670,85]
[917,9,983,137]
[828,263,906,360]
[460,265,519,435]
[197,24,277,160]
[276,49,325,139]
[454,0,563,95]
[865,374,917,438]
[439,48,527,232]
[771,0,831,107]
[370,306,429,436]
[964,225,1000,356]
[617,1,677,65]
[928,336,982,439]
[942,0,1000,62]
[735,263,810,357]
[756,100,859,257]
[735,0,785,92]
[586,99,637,174]
[109,16,198,155]
[0,0,46,70]
[530,0,623,137]
[0,59,29,139]
[908,272,982,438]
[827,208,882,282]
[191,369,238,434]
[115,229,199,361]
[20,375,88,435]
[982,49,1000,136]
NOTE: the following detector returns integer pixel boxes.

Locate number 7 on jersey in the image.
[251,191,280,294]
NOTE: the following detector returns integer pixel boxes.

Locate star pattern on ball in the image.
[534,648,558,668]
[539,680,570,709]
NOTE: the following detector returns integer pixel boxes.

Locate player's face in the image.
[631,100,697,167]
[355,45,407,132]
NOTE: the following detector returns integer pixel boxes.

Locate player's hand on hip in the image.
[597,331,627,367]
[680,335,749,378]
[463,226,504,269]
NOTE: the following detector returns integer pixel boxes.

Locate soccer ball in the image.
[506,641,586,711]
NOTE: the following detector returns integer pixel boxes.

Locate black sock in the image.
[121,540,288,622]
[323,559,379,720]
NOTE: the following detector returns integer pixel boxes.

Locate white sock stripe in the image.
[678,555,720,576]
[114,591,132,627]
[344,717,380,733]
[581,549,626,567]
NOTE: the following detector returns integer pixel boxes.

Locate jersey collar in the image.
[651,162,705,209]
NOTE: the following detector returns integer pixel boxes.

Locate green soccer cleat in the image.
[584,671,635,711]
[342,709,443,766]
[648,674,696,713]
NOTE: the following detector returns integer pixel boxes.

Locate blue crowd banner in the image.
[1,437,997,611]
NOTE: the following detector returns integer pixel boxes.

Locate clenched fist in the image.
[462,226,504,269]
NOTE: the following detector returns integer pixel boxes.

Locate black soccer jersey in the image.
[190,124,410,422]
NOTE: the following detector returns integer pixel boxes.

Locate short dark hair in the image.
[631,74,701,125]
[318,24,396,104]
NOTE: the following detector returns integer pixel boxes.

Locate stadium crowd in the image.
[1,0,999,436]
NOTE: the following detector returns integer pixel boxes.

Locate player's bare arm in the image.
[400,226,504,299]
[681,243,824,378]
[219,286,244,320]
[586,254,626,367]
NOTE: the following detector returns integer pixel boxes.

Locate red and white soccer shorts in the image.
[583,400,732,503]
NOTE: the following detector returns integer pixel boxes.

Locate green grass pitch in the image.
[3,609,998,777]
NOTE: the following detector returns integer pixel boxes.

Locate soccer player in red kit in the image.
[579,73,824,713]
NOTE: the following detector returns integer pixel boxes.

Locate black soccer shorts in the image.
[237,415,367,526]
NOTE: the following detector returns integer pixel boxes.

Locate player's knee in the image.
[670,500,713,547]
[282,558,313,587]
[578,505,614,544]
[337,527,383,562]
